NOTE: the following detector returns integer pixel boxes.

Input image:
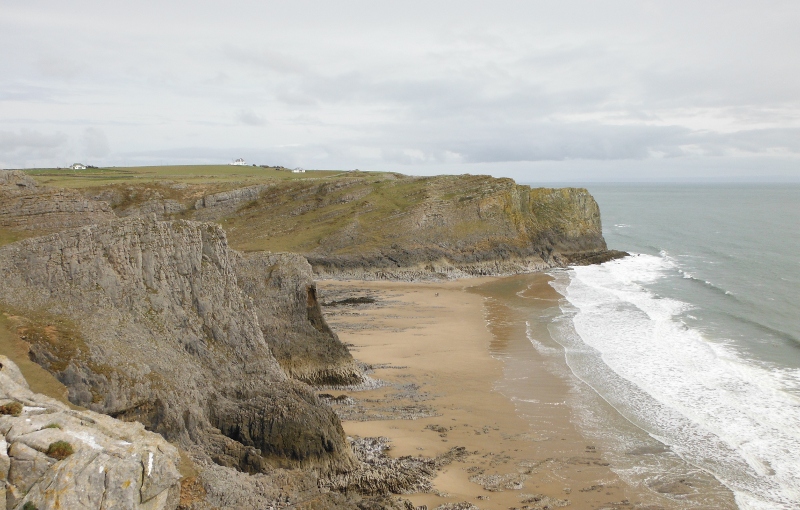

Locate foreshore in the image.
[318,275,638,510]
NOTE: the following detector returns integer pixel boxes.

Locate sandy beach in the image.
[318,275,641,510]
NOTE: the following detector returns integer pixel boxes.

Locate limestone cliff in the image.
[0,216,356,475]
[0,356,182,510]
[199,173,623,278]
[234,252,363,386]
[0,170,115,241]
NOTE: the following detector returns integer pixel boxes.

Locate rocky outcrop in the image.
[193,184,272,221]
[0,355,182,510]
[0,170,37,188]
[89,184,190,219]
[234,252,363,386]
[0,216,356,475]
[0,170,115,234]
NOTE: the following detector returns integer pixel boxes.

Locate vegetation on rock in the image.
[46,440,74,460]
[0,400,22,416]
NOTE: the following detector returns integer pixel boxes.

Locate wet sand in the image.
[318,276,640,510]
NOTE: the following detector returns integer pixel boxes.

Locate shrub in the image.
[0,401,22,416]
[46,440,74,460]
[23,502,38,510]
[43,422,62,429]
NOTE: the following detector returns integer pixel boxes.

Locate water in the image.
[549,184,800,509]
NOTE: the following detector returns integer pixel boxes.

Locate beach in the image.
[318,275,644,510]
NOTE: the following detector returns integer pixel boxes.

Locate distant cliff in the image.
[193,173,624,279]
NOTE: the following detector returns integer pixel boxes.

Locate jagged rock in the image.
[234,252,364,386]
[0,216,356,475]
[321,437,470,496]
[0,355,182,510]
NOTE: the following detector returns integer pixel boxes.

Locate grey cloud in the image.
[82,127,110,157]
[0,129,68,168]
[223,46,310,76]
[1,1,798,179]
[0,129,67,153]
[236,109,267,126]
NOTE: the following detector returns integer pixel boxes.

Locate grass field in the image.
[21,165,350,188]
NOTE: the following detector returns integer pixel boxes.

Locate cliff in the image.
[0,355,182,509]
[234,252,363,386]
[0,216,357,476]
[0,170,115,246]
[197,173,621,278]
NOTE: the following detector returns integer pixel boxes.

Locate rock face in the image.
[204,174,623,278]
[0,355,182,510]
[0,216,356,475]
[193,184,272,221]
[234,252,363,386]
[0,170,115,235]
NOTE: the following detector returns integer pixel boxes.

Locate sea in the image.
[480,184,800,509]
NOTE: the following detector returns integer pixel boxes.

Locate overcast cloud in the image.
[1,0,799,181]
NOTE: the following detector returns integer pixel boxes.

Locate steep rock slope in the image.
[0,355,182,510]
[207,173,620,278]
[234,252,363,386]
[0,216,355,475]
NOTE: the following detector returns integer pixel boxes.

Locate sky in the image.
[2,1,799,182]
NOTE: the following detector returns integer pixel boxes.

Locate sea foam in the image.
[550,254,800,509]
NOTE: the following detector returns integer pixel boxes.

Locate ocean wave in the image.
[552,256,800,509]
[678,269,739,299]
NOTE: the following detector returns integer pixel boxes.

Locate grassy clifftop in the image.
[7,167,618,275]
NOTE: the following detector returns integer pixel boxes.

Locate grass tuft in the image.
[46,440,74,460]
[0,401,22,416]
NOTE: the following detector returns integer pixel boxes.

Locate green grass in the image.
[20,165,350,188]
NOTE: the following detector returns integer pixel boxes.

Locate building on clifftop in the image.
[70,163,87,170]
[230,158,247,166]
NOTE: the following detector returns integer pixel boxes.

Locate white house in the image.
[292,167,305,173]
[70,163,86,170]
[230,158,247,166]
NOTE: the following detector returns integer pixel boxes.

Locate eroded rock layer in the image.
[0,170,115,235]
[0,216,356,475]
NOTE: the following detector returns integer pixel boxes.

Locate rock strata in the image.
[0,170,115,234]
[0,216,355,475]
[0,355,182,510]
[193,184,272,221]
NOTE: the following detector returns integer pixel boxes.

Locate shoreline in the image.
[318,276,638,509]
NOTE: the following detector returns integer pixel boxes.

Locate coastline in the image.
[318,276,638,510]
